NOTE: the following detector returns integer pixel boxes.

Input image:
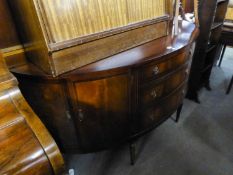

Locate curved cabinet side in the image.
[0,52,64,174]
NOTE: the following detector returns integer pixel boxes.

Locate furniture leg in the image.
[129,141,136,165]
[218,44,227,67]
[176,104,183,123]
[204,81,212,91]
[226,75,233,95]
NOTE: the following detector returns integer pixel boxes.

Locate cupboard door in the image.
[74,74,130,152]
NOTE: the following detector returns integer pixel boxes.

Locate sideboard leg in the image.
[176,104,183,123]
[226,75,233,95]
[129,141,136,165]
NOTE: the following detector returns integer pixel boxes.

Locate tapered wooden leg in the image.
[218,44,226,67]
[176,104,183,123]
[226,75,233,95]
[129,142,136,165]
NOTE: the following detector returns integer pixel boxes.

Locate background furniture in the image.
[217,11,233,94]
[0,52,64,175]
[218,25,233,66]
[186,0,229,103]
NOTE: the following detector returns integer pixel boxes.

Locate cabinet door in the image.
[74,74,130,152]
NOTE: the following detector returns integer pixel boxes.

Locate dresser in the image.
[0,52,64,174]
[11,20,198,164]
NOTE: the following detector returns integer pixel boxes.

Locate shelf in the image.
[211,22,223,30]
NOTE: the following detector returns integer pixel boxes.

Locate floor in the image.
[65,48,233,175]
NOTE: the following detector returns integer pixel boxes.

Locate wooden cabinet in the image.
[11,21,198,155]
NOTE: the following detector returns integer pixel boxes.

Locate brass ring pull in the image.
[153,66,160,75]
[185,69,189,76]
[182,89,186,95]
[151,90,157,99]
[78,109,84,122]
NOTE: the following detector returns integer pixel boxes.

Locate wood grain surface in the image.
[0,51,65,174]
[38,0,166,43]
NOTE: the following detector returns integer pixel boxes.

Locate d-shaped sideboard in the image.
[11,21,198,164]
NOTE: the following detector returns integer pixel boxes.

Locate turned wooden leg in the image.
[226,75,233,95]
[176,104,183,123]
[129,142,136,165]
[218,44,226,67]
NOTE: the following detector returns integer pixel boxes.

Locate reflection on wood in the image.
[0,52,65,174]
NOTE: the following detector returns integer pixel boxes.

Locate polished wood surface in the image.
[0,52,64,174]
[0,0,19,49]
[12,21,199,154]
[0,0,26,68]
[9,0,174,76]
[38,0,166,42]
[182,0,194,13]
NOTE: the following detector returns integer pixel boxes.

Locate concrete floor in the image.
[65,48,233,175]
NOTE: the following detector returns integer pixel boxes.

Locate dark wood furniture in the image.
[0,52,64,174]
[11,21,198,165]
[218,25,233,66]
[217,23,233,94]
[186,0,229,103]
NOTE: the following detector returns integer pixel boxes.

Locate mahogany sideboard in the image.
[0,52,65,174]
[11,20,198,164]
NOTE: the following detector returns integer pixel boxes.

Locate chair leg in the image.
[129,141,136,165]
[226,75,233,95]
[176,104,183,123]
[218,45,227,67]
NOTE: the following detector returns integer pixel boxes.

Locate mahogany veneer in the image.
[11,21,199,159]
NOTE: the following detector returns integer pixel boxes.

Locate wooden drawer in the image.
[140,49,189,82]
[140,64,189,109]
[138,85,185,131]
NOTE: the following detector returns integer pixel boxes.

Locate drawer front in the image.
[140,50,189,81]
[140,65,189,108]
[138,85,185,131]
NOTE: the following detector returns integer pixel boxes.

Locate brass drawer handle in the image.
[153,66,160,75]
[185,69,189,76]
[151,90,157,99]
[78,109,84,122]
[182,89,186,96]
[66,110,72,120]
